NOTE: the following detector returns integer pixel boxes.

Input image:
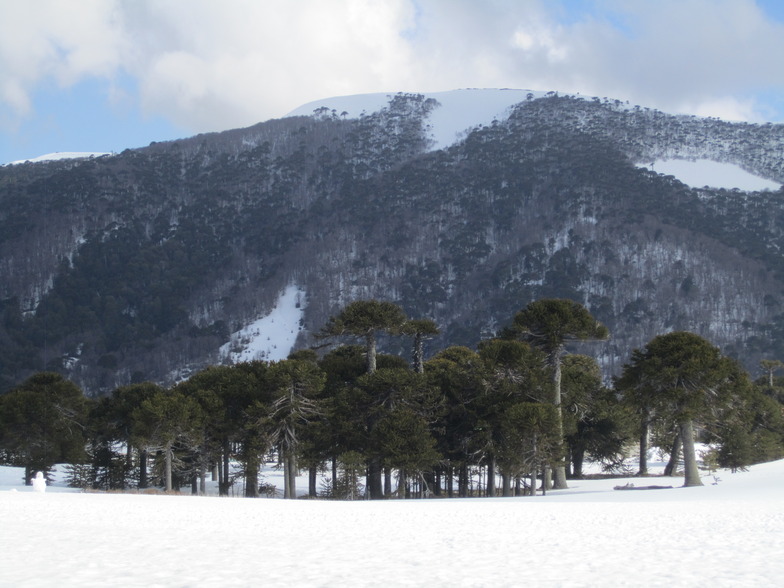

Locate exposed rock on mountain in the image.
[1,90,782,394]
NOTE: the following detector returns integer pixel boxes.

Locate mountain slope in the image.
[1,90,783,394]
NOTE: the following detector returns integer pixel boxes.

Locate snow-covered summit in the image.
[5,152,112,166]
[290,89,782,192]
[288,88,548,151]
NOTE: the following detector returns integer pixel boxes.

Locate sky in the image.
[1,0,783,164]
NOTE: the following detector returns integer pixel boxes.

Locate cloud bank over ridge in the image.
[1,0,783,159]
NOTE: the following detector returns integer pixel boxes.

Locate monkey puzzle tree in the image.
[319,300,408,374]
[478,338,549,495]
[356,366,439,498]
[497,402,560,496]
[562,355,633,478]
[132,387,204,492]
[266,359,326,499]
[424,346,487,497]
[402,318,440,373]
[109,382,163,488]
[759,359,784,388]
[617,331,737,487]
[510,299,609,489]
[0,372,89,484]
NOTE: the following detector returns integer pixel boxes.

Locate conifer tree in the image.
[510,299,609,489]
[320,300,407,374]
[617,331,737,487]
[0,372,89,484]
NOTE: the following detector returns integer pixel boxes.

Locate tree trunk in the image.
[366,332,377,374]
[282,449,297,499]
[501,472,512,497]
[487,455,496,497]
[139,448,148,489]
[286,451,298,498]
[123,444,133,490]
[217,458,225,495]
[331,455,338,495]
[245,456,259,498]
[413,335,425,374]
[638,411,650,476]
[424,470,437,497]
[283,450,292,499]
[551,347,568,490]
[664,432,682,477]
[309,465,317,497]
[543,464,553,491]
[680,420,703,487]
[384,467,392,496]
[164,442,173,492]
[220,441,231,496]
[458,463,468,497]
[571,441,586,479]
[367,457,383,499]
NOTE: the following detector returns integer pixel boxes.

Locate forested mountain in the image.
[1,91,783,395]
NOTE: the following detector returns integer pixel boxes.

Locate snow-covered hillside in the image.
[5,152,112,165]
[1,458,783,587]
[289,88,548,151]
[219,284,306,363]
[291,89,782,192]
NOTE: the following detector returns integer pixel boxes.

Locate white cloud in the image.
[0,0,782,137]
[689,96,764,122]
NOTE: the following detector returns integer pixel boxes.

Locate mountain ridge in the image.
[1,90,783,394]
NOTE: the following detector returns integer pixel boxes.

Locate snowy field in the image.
[2,459,782,587]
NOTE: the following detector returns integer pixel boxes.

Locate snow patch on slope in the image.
[288,88,547,151]
[639,159,781,191]
[5,152,112,165]
[220,285,305,363]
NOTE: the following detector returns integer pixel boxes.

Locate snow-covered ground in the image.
[4,152,112,165]
[291,89,782,193]
[640,159,781,191]
[1,457,782,587]
[288,88,547,151]
[219,285,306,363]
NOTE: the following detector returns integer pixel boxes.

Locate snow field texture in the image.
[1,459,783,587]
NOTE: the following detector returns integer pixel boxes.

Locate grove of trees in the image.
[1,299,783,498]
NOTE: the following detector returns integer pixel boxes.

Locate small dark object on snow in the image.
[613,482,673,491]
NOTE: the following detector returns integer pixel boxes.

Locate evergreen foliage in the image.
[1,93,782,394]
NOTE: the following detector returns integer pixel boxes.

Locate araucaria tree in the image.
[403,319,440,373]
[0,372,89,484]
[510,299,609,489]
[266,359,326,499]
[320,300,408,374]
[131,388,204,492]
[617,331,738,487]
